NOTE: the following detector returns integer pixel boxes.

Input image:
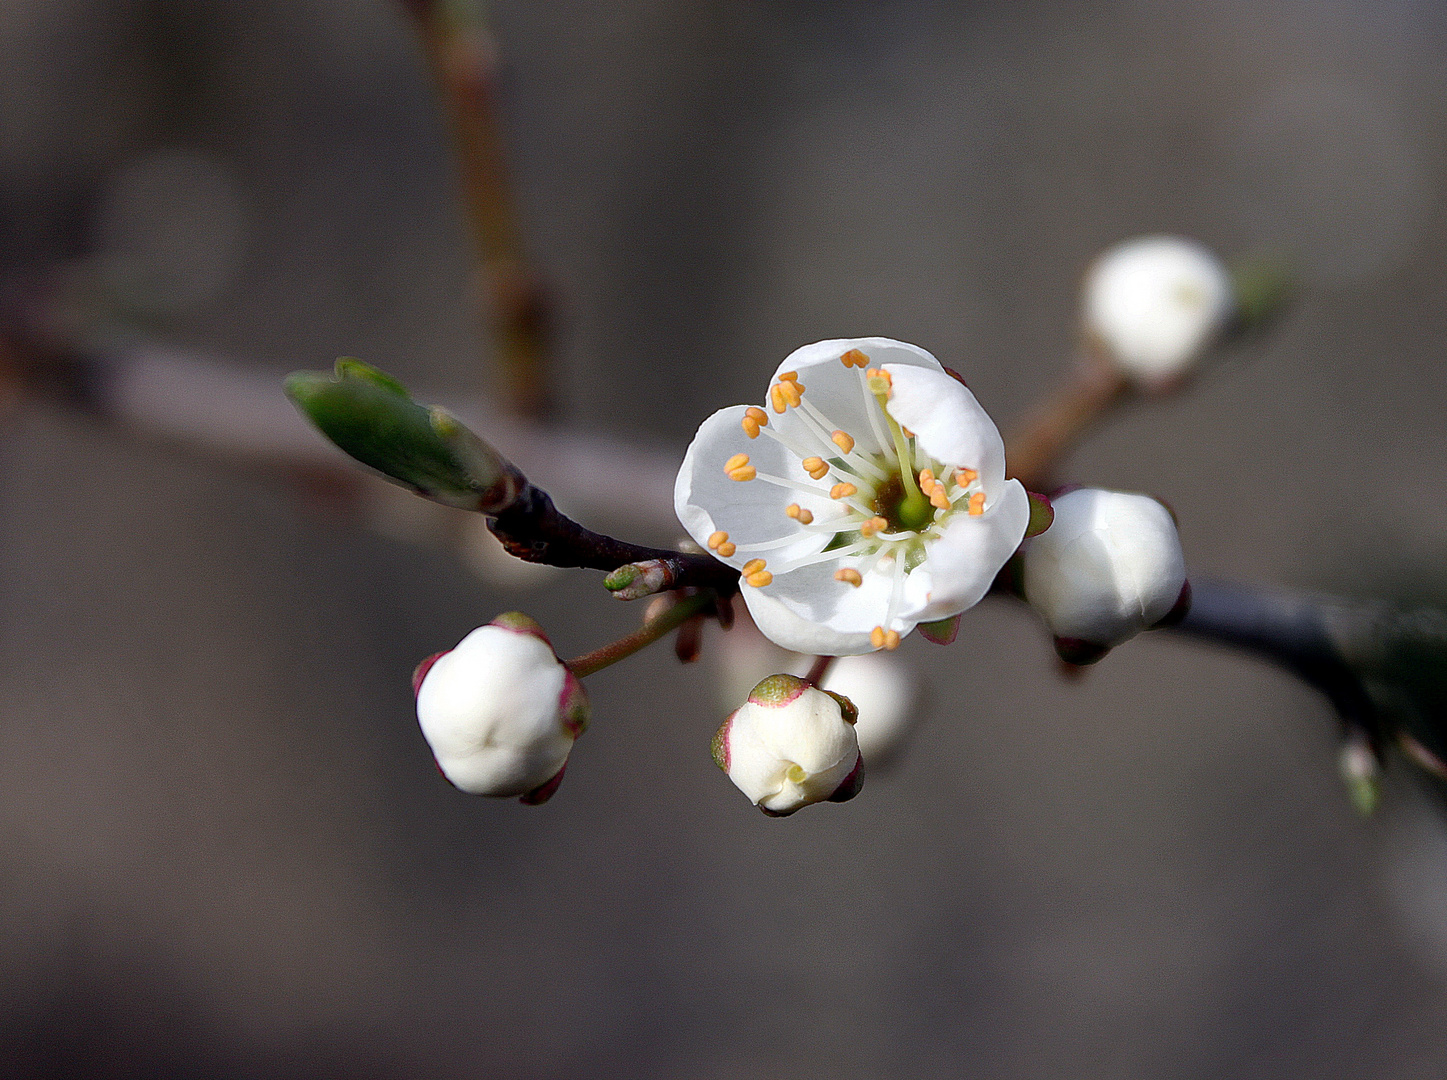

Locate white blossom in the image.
[1021,488,1187,648]
[675,338,1030,656]
[414,613,588,803]
[1083,235,1234,386]
[712,674,863,816]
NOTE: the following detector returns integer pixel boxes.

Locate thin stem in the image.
[1004,345,1127,491]
[567,591,718,678]
[404,0,552,418]
[805,654,835,687]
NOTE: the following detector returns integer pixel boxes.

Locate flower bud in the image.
[414,612,589,804]
[1022,488,1187,650]
[1083,235,1234,386]
[823,652,919,767]
[712,674,863,816]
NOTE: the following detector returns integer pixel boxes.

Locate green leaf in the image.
[285,360,522,512]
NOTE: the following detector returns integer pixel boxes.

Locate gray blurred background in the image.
[4,0,1447,1076]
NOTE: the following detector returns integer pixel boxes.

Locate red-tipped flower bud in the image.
[414,612,589,804]
[712,674,863,816]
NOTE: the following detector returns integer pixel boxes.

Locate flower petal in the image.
[769,338,945,458]
[742,574,897,655]
[901,478,1030,622]
[883,363,1007,485]
[674,405,832,569]
[722,707,788,804]
[742,553,919,655]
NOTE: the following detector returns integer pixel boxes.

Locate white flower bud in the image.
[1083,235,1234,386]
[712,674,863,816]
[414,612,589,804]
[822,653,918,766]
[1022,488,1187,650]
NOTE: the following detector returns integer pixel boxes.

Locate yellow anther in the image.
[865,368,892,395]
[870,626,886,648]
[830,482,858,500]
[785,503,801,519]
[716,542,736,557]
[778,370,800,384]
[930,489,951,510]
[777,379,803,408]
[831,430,856,454]
[902,426,915,438]
[724,453,750,473]
[745,570,773,588]
[835,568,863,587]
[968,491,986,516]
[742,416,761,438]
[707,530,729,550]
[956,467,978,485]
[741,558,767,576]
[839,348,870,368]
[770,383,787,413]
[801,456,829,480]
[919,468,934,487]
[859,516,888,537]
[883,629,901,650]
[745,406,768,426]
[727,466,756,482]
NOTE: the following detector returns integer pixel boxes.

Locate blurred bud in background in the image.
[820,651,919,768]
[414,612,589,804]
[1083,235,1234,389]
[713,674,863,816]
[1022,488,1187,660]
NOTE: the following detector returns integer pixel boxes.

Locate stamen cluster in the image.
[675,338,1031,656]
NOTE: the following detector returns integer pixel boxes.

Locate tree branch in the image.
[1167,578,1381,747]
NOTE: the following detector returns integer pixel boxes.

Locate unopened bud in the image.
[414,612,589,804]
[1083,235,1234,387]
[1022,488,1187,650]
[605,559,673,600]
[712,674,863,816]
[285,358,525,511]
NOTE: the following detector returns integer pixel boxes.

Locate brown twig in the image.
[403,0,552,418]
[488,483,737,593]
[1004,342,1127,491]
